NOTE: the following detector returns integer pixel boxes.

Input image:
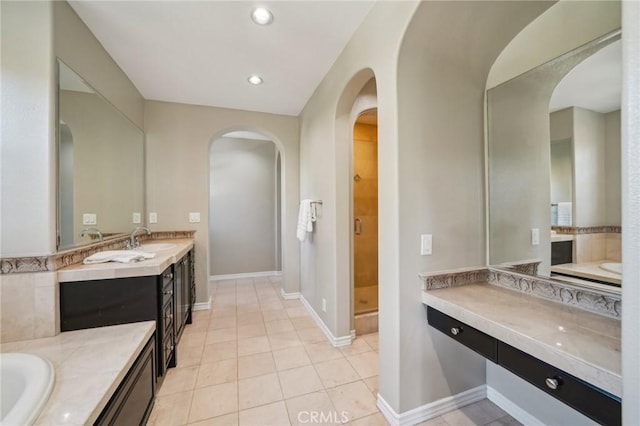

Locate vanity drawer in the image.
[163,329,175,370]
[162,281,174,306]
[162,301,174,334]
[498,342,621,426]
[161,266,174,289]
[427,307,497,362]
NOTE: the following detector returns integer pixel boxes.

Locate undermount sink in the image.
[0,353,54,426]
[599,262,622,275]
[138,243,176,252]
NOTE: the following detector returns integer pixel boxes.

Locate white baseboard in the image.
[280,288,301,300]
[377,385,487,426]
[209,271,281,282]
[193,296,212,311]
[299,295,353,347]
[487,386,545,426]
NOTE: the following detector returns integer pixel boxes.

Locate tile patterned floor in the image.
[147,277,521,426]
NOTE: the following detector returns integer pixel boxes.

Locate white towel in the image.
[557,202,572,226]
[83,250,156,264]
[297,199,314,242]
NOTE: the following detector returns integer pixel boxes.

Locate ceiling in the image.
[549,40,621,114]
[68,1,374,116]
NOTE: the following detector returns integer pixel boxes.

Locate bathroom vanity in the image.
[423,281,621,425]
[58,240,195,379]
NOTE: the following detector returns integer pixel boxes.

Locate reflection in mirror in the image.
[57,60,145,250]
[487,31,621,290]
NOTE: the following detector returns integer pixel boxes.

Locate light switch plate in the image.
[322,298,327,313]
[149,212,158,224]
[189,212,201,223]
[531,228,540,246]
[132,212,141,224]
[82,213,97,225]
[421,234,432,255]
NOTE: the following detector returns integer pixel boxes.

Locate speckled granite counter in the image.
[1,321,155,425]
[422,283,621,397]
[57,239,193,282]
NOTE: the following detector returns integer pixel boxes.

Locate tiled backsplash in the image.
[0,230,195,343]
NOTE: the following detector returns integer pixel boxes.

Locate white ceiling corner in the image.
[67,1,374,116]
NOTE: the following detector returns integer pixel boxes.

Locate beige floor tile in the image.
[209,315,237,330]
[269,331,303,350]
[441,402,498,426]
[201,341,237,363]
[196,359,237,388]
[272,346,312,371]
[237,312,264,326]
[291,317,317,330]
[238,372,284,410]
[340,338,373,356]
[474,399,508,421]
[205,327,237,344]
[348,412,389,426]
[278,365,324,399]
[486,416,523,426]
[314,358,361,388]
[148,390,193,426]
[260,300,285,311]
[362,333,378,351]
[305,342,344,364]
[158,365,199,396]
[283,299,303,309]
[176,342,204,367]
[286,391,342,426]
[347,351,378,379]
[188,412,239,426]
[415,416,449,426]
[297,327,327,344]
[239,401,291,426]
[211,308,237,319]
[188,382,238,423]
[237,305,261,315]
[286,307,310,318]
[262,309,290,322]
[185,319,210,333]
[266,318,295,334]
[363,376,379,395]
[180,332,207,349]
[237,323,267,339]
[327,381,378,422]
[237,336,271,356]
[238,352,276,379]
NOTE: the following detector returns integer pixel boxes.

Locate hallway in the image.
[147,277,519,426]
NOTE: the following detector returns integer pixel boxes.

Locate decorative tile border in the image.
[0,230,196,274]
[419,267,489,291]
[488,268,621,319]
[496,259,541,276]
[419,266,621,319]
[552,226,622,234]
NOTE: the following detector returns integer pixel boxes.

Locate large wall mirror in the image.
[57,60,145,250]
[487,30,621,291]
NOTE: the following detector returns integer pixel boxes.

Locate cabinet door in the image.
[174,257,185,340]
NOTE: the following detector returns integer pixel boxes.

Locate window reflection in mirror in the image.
[57,60,144,250]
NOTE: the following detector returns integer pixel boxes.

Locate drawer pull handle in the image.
[545,377,560,390]
[164,290,173,296]
[166,314,173,321]
[164,273,173,280]
[450,327,462,336]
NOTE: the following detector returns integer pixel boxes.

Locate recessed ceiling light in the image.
[251,7,273,25]
[248,75,263,85]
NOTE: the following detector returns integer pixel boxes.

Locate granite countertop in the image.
[422,283,621,397]
[1,321,156,425]
[57,238,194,282]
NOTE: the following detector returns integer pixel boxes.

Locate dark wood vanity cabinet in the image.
[426,306,621,426]
[60,248,195,379]
[95,335,156,426]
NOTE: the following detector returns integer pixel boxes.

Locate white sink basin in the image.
[599,262,622,274]
[138,243,176,252]
[0,353,54,426]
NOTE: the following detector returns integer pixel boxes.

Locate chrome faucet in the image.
[80,227,103,241]
[127,226,151,249]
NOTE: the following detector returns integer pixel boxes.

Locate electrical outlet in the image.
[322,298,327,313]
[189,212,201,223]
[421,234,432,255]
[82,213,97,225]
[132,212,141,224]
[531,228,540,246]
[149,212,158,224]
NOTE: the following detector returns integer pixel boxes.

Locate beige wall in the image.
[605,110,621,226]
[209,137,277,275]
[145,100,299,304]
